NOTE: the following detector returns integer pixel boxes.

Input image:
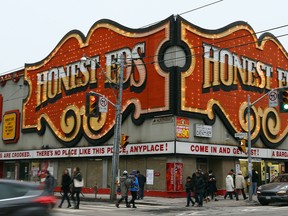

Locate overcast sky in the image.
[1,0,288,74]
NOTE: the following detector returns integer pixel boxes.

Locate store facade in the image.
[0,15,288,196]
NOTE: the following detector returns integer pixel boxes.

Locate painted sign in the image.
[2,110,20,143]
[23,17,173,146]
[0,95,2,123]
[0,141,174,160]
[166,162,183,192]
[176,117,189,138]
[20,15,288,148]
[180,18,288,148]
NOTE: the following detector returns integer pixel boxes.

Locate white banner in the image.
[1,141,287,160]
[0,142,175,160]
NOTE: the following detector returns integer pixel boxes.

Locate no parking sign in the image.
[268,90,278,107]
[99,96,108,113]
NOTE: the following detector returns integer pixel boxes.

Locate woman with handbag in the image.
[71,167,83,209]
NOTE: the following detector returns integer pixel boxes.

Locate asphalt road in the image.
[51,201,288,216]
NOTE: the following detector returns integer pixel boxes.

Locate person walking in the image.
[185,176,195,207]
[235,170,247,200]
[71,167,83,209]
[194,170,205,207]
[58,169,72,208]
[136,170,146,200]
[128,170,139,208]
[116,170,130,208]
[252,169,259,195]
[207,170,218,201]
[224,171,238,200]
[43,170,55,195]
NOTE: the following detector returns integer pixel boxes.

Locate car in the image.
[257,173,288,205]
[0,179,56,216]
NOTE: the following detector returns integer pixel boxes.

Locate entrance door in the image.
[19,162,30,181]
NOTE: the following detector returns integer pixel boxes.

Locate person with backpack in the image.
[58,168,72,208]
[44,170,55,195]
[128,170,139,208]
[136,170,146,200]
[115,170,130,208]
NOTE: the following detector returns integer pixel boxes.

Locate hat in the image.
[228,171,233,175]
[123,170,128,175]
[130,170,137,176]
[238,171,242,175]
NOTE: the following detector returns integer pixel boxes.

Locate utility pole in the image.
[110,54,124,201]
[247,86,288,201]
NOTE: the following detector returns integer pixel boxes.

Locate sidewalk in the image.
[55,192,260,207]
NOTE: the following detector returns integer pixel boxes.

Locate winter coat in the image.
[207,173,217,193]
[129,176,139,192]
[44,174,55,195]
[119,175,129,196]
[185,180,194,193]
[194,175,206,193]
[225,174,234,192]
[61,173,71,193]
[72,171,83,193]
[137,174,146,188]
[235,174,246,189]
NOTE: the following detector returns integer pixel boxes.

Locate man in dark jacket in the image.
[207,170,218,201]
[136,170,146,200]
[44,170,55,195]
[58,168,72,208]
[194,170,205,207]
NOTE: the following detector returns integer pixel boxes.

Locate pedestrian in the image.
[207,170,218,201]
[224,171,238,200]
[185,176,195,207]
[128,170,139,208]
[235,170,247,200]
[71,167,83,209]
[44,170,55,195]
[137,170,146,200]
[116,170,130,208]
[58,169,72,208]
[194,170,205,207]
[252,169,259,195]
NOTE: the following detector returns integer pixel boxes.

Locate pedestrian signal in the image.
[279,89,288,113]
[238,139,247,154]
[85,92,99,117]
[121,134,129,148]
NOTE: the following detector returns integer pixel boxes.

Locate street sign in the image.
[268,90,278,107]
[234,132,248,138]
[99,96,108,113]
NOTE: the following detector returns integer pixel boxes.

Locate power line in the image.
[2,21,288,77]
[179,0,224,16]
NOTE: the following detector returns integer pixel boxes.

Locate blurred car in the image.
[0,179,56,216]
[257,173,288,205]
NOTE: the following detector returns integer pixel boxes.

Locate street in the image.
[50,198,288,216]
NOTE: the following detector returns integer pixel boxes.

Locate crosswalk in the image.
[53,202,168,213]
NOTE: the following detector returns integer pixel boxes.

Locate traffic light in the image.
[238,139,247,154]
[120,134,129,148]
[85,92,99,117]
[279,89,288,113]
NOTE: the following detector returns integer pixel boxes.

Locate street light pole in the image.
[247,95,253,201]
[246,86,288,201]
[81,54,124,201]
[110,54,124,201]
